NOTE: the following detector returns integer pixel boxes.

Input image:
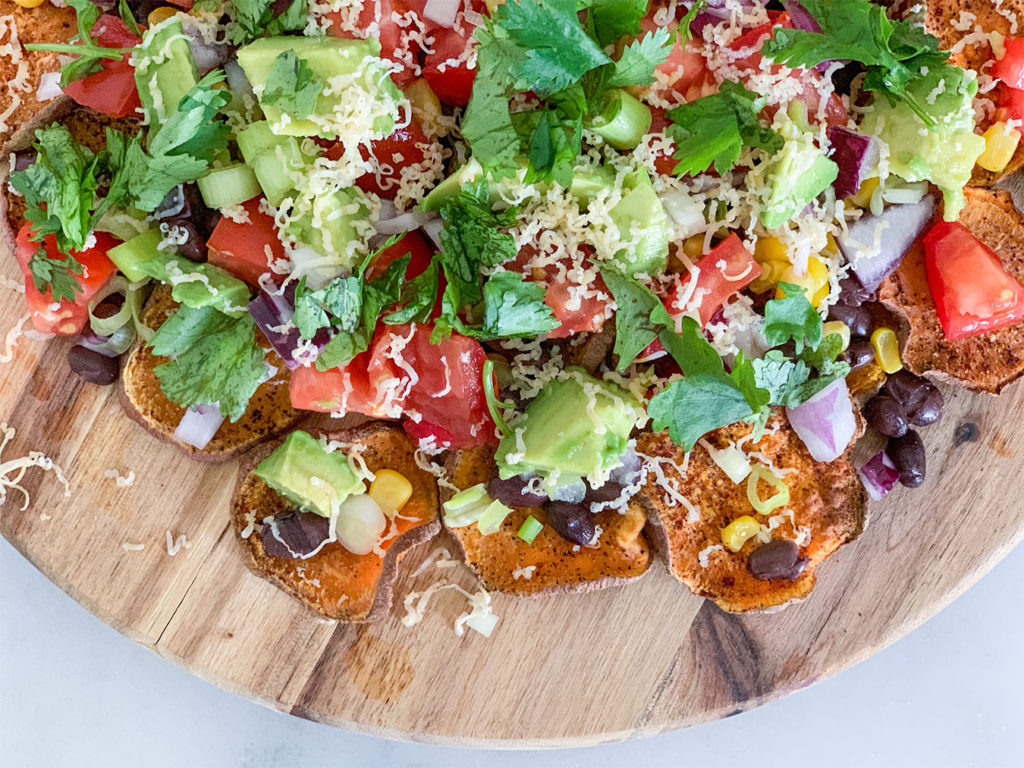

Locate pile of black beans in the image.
[864,371,943,488]
[827,275,888,371]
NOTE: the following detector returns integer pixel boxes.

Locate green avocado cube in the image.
[609,169,670,276]
[255,430,366,517]
[134,19,199,137]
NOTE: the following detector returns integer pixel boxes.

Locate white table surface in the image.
[2,534,1022,767]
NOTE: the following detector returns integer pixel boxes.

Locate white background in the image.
[2,535,1022,767]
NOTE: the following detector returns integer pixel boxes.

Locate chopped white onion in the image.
[288,246,341,290]
[173,404,225,450]
[785,379,856,463]
[376,210,437,235]
[659,189,706,238]
[423,0,461,28]
[36,71,63,102]
[334,494,387,555]
[422,218,444,249]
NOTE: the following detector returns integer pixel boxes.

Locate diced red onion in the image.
[837,195,937,292]
[828,126,879,200]
[609,448,642,487]
[36,71,62,102]
[224,60,255,101]
[423,0,461,28]
[248,289,329,370]
[784,1,822,32]
[78,325,136,357]
[858,450,899,501]
[184,27,232,76]
[174,404,225,450]
[785,378,856,462]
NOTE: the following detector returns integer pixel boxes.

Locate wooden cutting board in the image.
[2,253,1024,748]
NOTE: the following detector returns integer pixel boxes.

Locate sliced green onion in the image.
[197,163,262,210]
[746,465,790,515]
[701,439,751,484]
[477,499,513,535]
[442,483,490,527]
[517,515,543,544]
[584,90,652,150]
[482,359,515,438]
[87,277,151,343]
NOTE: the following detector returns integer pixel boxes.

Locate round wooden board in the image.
[4,179,1024,747]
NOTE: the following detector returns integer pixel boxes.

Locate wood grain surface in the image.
[2,205,1024,748]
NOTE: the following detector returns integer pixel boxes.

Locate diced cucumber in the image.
[443,483,490,527]
[285,186,368,265]
[197,164,262,209]
[165,260,252,317]
[237,121,317,206]
[583,89,652,150]
[107,229,165,283]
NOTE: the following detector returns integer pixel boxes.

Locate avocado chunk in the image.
[758,120,839,230]
[285,186,371,268]
[133,19,199,135]
[237,120,319,206]
[860,65,985,221]
[237,36,403,139]
[495,370,645,490]
[608,169,670,276]
[255,430,366,518]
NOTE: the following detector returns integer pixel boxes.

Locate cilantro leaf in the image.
[665,81,783,177]
[118,0,142,37]
[475,271,560,339]
[150,305,268,422]
[261,50,324,120]
[599,266,664,370]
[495,0,612,96]
[385,259,441,325]
[762,281,823,353]
[761,0,951,126]
[9,124,103,254]
[588,0,649,47]
[293,276,362,339]
[648,374,759,451]
[514,101,583,188]
[25,0,130,88]
[680,0,707,41]
[27,247,84,303]
[605,26,673,88]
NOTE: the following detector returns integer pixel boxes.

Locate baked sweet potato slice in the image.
[0,2,76,154]
[119,284,302,461]
[635,413,866,613]
[443,446,651,595]
[232,422,442,622]
[879,187,1024,393]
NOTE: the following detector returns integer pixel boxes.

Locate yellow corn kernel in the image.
[871,327,903,374]
[681,234,705,261]
[748,259,789,294]
[722,516,762,553]
[484,0,506,12]
[403,79,442,138]
[848,177,880,209]
[148,6,179,25]
[754,236,788,265]
[15,0,46,7]
[977,122,1022,173]
[776,256,830,307]
[368,469,413,515]
[822,320,850,351]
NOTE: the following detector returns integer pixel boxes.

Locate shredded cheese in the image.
[0,423,70,511]
[103,469,135,488]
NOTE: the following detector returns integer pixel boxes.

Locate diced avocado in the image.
[255,430,366,518]
[236,36,403,139]
[495,370,645,486]
[237,120,318,206]
[165,260,252,317]
[285,186,370,266]
[567,165,616,205]
[860,65,985,221]
[609,169,670,276]
[758,121,839,230]
[418,157,484,211]
[134,19,199,134]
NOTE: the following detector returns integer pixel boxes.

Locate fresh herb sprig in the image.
[25,0,134,87]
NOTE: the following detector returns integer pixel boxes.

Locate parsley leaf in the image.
[605,26,673,88]
[665,81,783,176]
[25,0,131,87]
[9,124,103,254]
[261,50,324,120]
[27,247,84,303]
[762,281,823,353]
[150,305,268,422]
[761,0,952,126]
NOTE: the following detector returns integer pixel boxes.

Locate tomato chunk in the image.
[422,28,476,107]
[923,221,1024,340]
[364,230,435,282]
[207,198,286,286]
[664,234,761,325]
[327,119,430,200]
[289,349,384,415]
[992,36,1024,90]
[63,15,142,118]
[996,83,1024,122]
[15,225,119,336]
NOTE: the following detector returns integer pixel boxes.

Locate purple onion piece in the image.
[858,450,900,501]
[783,0,822,32]
[785,378,856,463]
[828,126,880,200]
[152,185,187,221]
[248,289,329,370]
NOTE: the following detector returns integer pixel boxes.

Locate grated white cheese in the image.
[698,544,724,568]
[0,422,70,511]
[511,564,536,580]
[103,469,135,488]
[165,531,192,556]
[0,313,32,364]
[121,542,145,552]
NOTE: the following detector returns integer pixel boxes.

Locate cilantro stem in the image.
[482,359,515,438]
[25,43,130,60]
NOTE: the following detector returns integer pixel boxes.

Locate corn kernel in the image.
[977,122,1022,173]
[754,236,789,265]
[403,79,442,138]
[748,259,788,294]
[871,327,903,374]
[777,256,830,307]
[848,177,880,209]
[722,515,762,553]
[682,234,705,261]
[484,0,506,12]
[822,320,850,351]
[14,0,46,7]
[148,6,179,25]
[846,361,886,395]
[368,469,413,515]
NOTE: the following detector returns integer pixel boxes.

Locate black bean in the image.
[68,345,119,385]
[260,510,330,559]
[864,395,908,438]
[92,295,124,320]
[584,481,622,504]
[888,430,926,488]
[908,386,944,427]
[863,302,894,333]
[845,341,875,370]
[166,219,207,263]
[838,275,874,307]
[12,148,37,172]
[545,501,596,546]
[183,183,221,239]
[827,303,872,338]
[487,476,547,508]
[152,185,188,221]
[748,539,808,581]
[882,370,928,411]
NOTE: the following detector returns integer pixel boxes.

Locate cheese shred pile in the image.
[0,423,70,511]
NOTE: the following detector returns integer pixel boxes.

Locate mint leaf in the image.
[665,81,783,176]
[605,26,673,88]
[261,50,324,119]
[27,247,84,303]
[150,305,267,422]
[762,281,823,353]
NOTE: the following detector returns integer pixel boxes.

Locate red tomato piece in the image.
[996,84,1024,122]
[327,119,431,199]
[728,11,792,69]
[402,417,456,450]
[422,27,476,107]
[922,221,1024,340]
[207,198,286,287]
[648,108,679,177]
[364,230,435,282]
[63,15,142,118]
[326,0,420,86]
[992,36,1024,90]
[640,15,714,104]
[663,234,761,326]
[288,349,386,415]
[543,274,610,338]
[15,225,119,336]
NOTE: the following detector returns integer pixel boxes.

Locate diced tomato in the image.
[289,349,384,415]
[15,225,119,336]
[325,0,421,86]
[364,230,435,282]
[207,198,286,287]
[402,418,456,450]
[543,274,610,338]
[648,108,678,177]
[327,119,430,199]
[992,36,1024,90]
[63,15,142,118]
[996,84,1024,122]
[922,221,1024,340]
[640,15,715,105]
[728,11,792,70]
[422,27,476,107]
[663,234,761,325]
